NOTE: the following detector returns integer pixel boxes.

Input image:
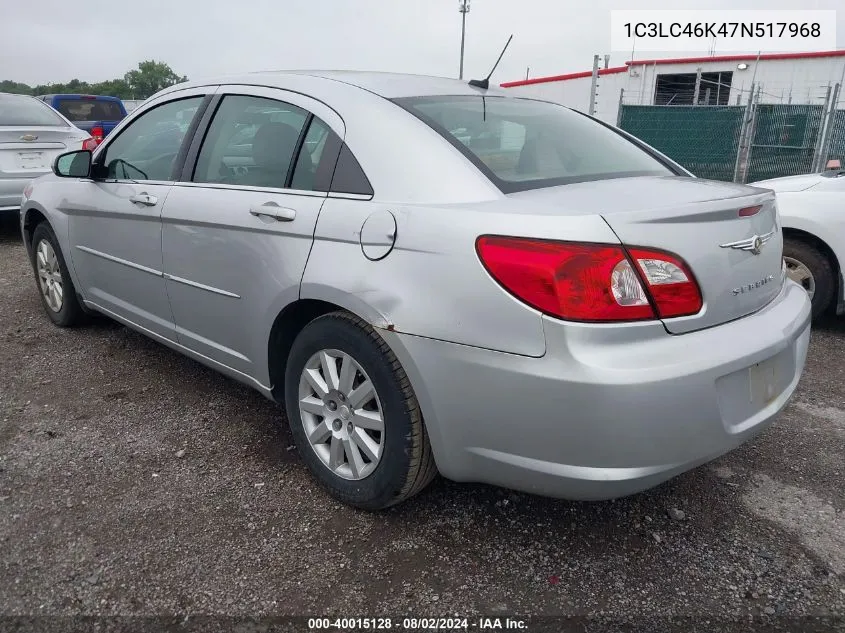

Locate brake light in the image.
[90,126,104,144]
[738,205,762,217]
[81,137,98,151]
[627,247,703,318]
[476,236,702,323]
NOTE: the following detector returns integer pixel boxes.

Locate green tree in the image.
[0,80,33,95]
[91,79,132,99]
[3,61,187,99]
[124,60,187,99]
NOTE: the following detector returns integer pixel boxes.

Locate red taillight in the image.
[627,247,703,319]
[81,137,98,151]
[475,236,702,323]
[738,205,762,217]
[90,126,104,144]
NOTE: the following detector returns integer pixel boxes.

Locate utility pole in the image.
[588,54,600,115]
[458,0,471,80]
[692,67,702,105]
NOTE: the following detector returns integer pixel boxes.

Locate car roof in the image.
[45,94,123,101]
[172,70,509,99]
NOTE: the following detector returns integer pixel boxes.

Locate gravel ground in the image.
[1,214,843,632]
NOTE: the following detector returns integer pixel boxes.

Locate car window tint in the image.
[290,117,331,191]
[102,97,202,181]
[0,93,66,127]
[330,143,373,196]
[395,95,673,193]
[55,99,125,122]
[193,95,309,190]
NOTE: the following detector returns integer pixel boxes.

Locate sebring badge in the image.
[732,274,776,296]
[719,229,776,256]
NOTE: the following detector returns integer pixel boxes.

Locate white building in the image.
[501,50,845,124]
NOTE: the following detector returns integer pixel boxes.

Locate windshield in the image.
[0,93,67,127]
[55,98,125,122]
[394,95,675,193]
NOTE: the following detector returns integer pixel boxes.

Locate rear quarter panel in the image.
[302,198,622,357]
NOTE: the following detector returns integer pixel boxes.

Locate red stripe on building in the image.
[501,49,845,88]
[501,66,628,88]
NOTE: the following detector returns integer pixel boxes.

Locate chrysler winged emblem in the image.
[719,229,775,256]
[20,134,38,142]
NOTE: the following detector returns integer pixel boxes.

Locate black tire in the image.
[284,311,437,510]
[783,237,835,320]
[30,222,87,327]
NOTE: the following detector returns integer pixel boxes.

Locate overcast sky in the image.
[2,0,843,87]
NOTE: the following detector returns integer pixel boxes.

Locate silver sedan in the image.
[19,72,811,509]
[1,93,96,213]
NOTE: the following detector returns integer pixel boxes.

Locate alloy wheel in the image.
[298,349,385,480]
[784,256,816,300]
[36,240,63,313]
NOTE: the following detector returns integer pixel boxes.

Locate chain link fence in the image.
[618,105,744,181]
[617,84,844,183]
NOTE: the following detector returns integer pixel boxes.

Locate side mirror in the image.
[53,150,92,178]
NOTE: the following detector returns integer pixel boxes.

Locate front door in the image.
[160,88,343,385]
[65,91,209,339]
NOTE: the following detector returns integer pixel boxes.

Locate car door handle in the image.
[129,193,158,207]
[249,203,296,222]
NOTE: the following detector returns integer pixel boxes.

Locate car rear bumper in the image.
[380,279,811,500]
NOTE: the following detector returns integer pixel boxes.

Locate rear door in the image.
[160,86,343,383]
[64,88,211,339]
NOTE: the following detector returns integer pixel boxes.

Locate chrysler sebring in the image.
[19,72,811,509]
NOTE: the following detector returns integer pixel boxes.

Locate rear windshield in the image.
[394,95,674,193]
[55,98,125,122]
[0,94,66,127]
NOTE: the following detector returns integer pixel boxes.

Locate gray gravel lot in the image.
[0,213,843,631]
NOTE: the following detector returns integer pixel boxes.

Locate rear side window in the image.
[291,118,331,191]
[394,95,673,193]
[330,143,373,196]
[55,98,125,122]
[0,94,66,126]
[193,95,311,190]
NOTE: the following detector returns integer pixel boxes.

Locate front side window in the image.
[193,95,316,190]
[395,95,674,193]
[0,94,66,127]
[102,96,202,181]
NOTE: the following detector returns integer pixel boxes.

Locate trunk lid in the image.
[0,126,79,178]
[750,173,823,193]
[509,176,784,334]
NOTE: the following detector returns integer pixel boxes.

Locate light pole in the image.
[458,0,470,80]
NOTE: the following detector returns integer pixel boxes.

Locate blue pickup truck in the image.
[37,94,127,145]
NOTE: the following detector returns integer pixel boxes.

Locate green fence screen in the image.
[827,109,845,167]
[745,104,826,182]
[619,103,844,183]
[618,105,744,181]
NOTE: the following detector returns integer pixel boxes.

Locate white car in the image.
[752,169,845,320]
